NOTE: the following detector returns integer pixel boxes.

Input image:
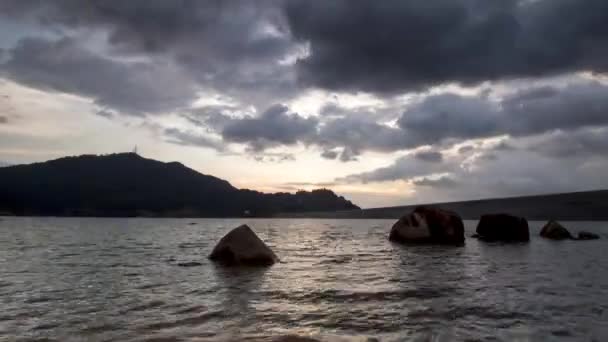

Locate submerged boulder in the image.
[389,206,465,245]
[475,214,529,242]
[577,231,600,240]
[540,220,573,240]
[209,224,278,266]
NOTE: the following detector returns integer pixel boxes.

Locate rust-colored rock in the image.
[389,206,465,245]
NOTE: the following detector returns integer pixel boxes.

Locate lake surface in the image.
[0,217,607,341]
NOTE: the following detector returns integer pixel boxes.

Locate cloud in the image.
[313,115,408,157]
[414,150,443,163]
[529,127,608,159]
[252,152,296,163]
[0,116,7,124]
[412,176,458,188]
[458,145,475,154]
[0,0,299,109]
[1,37,199,115]
[320,149,338,160]
[397,80,608,146]
[338,128,608,204]
[170,79,608,161]
[337,152,452,183]
[168,103,318,155]
[163,127,225,152]
[221,104,318,151]
[285,0,608,93]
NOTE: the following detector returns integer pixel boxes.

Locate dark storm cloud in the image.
[285,0,608,93]
[414,150,443,163]
[170,79,608,160]
[530,128,608,159]
[305,80,608,160]
[0,0,298,111]
[314,116,408,156]
[397,81,608,145]
[221,104,318,151]
[337,152,451,183]
[1,37,198,115]
[0,0,290,59]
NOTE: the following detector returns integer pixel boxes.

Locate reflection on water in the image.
[0,217,607,341]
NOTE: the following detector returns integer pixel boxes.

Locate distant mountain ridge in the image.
[0,153,359,217]
[279,190,608,221]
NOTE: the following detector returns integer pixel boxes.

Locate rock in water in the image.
[209,224,278,266]
[577,231,600,240]
[540,220,573,240]
[475,214,529,242]
[389,206,465,245]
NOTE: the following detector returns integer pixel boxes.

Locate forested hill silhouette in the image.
[0,153,359,217]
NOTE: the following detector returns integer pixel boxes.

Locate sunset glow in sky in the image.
[1,1,608,208]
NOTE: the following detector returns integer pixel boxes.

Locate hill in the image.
[0,153,358,217]
[278,190,608,221]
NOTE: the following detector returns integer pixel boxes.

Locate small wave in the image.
[318,256,352,265]
[173,304,208,315]
[55,252,81,257]
[178,242,207,249]
[136,283,168,290]
[259,288,451,304]
[33,321,61,331]
[140,311,225,331]
[120,300,166,314]
[176,261,203,267]
[407,306,535,321]
[25,295,58,304]
[80,322,123,335]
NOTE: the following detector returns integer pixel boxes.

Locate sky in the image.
[1,0,608,208]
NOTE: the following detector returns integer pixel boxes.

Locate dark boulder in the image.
[475,214,529,242]
[577,231,600,240]
[209,224,278,266]
[389,206,465,245]
[540,220,573,240]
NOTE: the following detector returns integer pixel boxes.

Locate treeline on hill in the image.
[0,153,359,217]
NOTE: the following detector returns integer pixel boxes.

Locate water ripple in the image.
[0,218,606,341]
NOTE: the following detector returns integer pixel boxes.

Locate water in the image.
[0,217,607,342]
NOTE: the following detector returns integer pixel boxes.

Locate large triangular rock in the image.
[540,220,573,240]
[389,206,465,245]
[209,225,278,266]
[475,213,529,242]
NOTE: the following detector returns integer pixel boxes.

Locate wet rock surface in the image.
[389,206,465,245]
[209,224,278,266]
[475,214,530,242]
